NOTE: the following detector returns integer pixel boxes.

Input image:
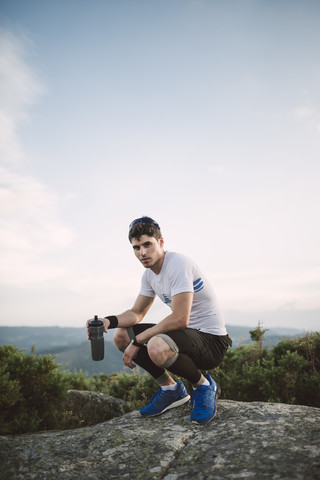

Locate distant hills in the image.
[0,325,305,377]
[0,326,88,352]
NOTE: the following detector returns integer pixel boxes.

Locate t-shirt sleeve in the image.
[168,255,194,296]
[139,271,156,298]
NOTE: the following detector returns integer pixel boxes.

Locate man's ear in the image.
[159,237,164,247]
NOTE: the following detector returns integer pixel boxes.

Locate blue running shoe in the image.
[140,381,190,417]
[190,374,221,424]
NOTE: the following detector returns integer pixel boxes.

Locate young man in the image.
[87,216,231,424]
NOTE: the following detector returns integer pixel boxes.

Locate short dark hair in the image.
[128,216,162,242]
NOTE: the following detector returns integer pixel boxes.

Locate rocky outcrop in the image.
[64,389,131,427]
[1,400,319,480]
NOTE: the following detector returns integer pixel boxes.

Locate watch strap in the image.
[131,337,143,347]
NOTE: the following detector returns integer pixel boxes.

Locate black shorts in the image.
[131,323,231,371]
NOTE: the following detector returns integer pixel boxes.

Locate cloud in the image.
[209,164,225,173]
[0,28,74,286]
[291,106,320,132]
[293,107,314,119]
[214,266,320,312]
[0,167,74,252]
[0,27,45,165]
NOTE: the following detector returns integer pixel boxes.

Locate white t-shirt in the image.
[140,251,227,336]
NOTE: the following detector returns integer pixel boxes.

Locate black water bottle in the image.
[89,315,104,361]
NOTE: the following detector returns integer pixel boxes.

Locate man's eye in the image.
[144,243,151,247]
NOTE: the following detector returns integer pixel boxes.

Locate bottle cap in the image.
[89,315,104,326]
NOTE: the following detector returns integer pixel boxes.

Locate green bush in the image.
[89,370,158,410]
[0,345,90,434]
[209,331,320,407]
[1,331,319,435]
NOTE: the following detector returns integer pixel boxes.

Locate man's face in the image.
[131,234,165,273]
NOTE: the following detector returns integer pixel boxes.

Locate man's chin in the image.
[141,261,151,268]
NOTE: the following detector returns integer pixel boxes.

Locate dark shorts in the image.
[131,323,232,371]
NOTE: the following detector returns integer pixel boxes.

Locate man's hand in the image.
[86,317,110,340]
[122,343,140,369]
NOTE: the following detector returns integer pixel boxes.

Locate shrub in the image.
[210,331,320,407]
[90,370,158,410]
[0,345,90,434]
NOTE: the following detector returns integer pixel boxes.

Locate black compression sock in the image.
[134,345,166,379]
[166,353,202,385]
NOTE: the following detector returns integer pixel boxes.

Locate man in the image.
[87,216,231,424]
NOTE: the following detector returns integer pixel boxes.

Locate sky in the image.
[0,0,319,332]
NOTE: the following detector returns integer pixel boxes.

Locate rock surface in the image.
[64,389,131,427]
[1,400,319,480]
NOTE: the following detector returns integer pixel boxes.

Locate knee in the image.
[147,336,171,365]
[113,328,130,352]
[147,336,162,358]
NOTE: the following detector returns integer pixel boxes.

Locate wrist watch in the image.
[131,337,143,347]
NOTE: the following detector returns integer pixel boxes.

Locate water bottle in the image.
[89,315,104,361]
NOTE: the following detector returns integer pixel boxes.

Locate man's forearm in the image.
[134,312,187,345]
[114,310,142,328]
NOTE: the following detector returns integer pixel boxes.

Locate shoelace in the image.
[191,385,214,409]
[150,387,180,406]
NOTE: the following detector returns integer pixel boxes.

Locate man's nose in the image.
[140,247,146,256]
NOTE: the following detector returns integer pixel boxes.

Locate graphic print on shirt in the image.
[193,278,204,292]
[163,294,171,305]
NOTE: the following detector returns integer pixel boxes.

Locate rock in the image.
[0,400,319,480]
[64,389,132,427]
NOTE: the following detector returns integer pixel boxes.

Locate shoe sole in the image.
[191,385,221,425]
[140,394,190,417]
